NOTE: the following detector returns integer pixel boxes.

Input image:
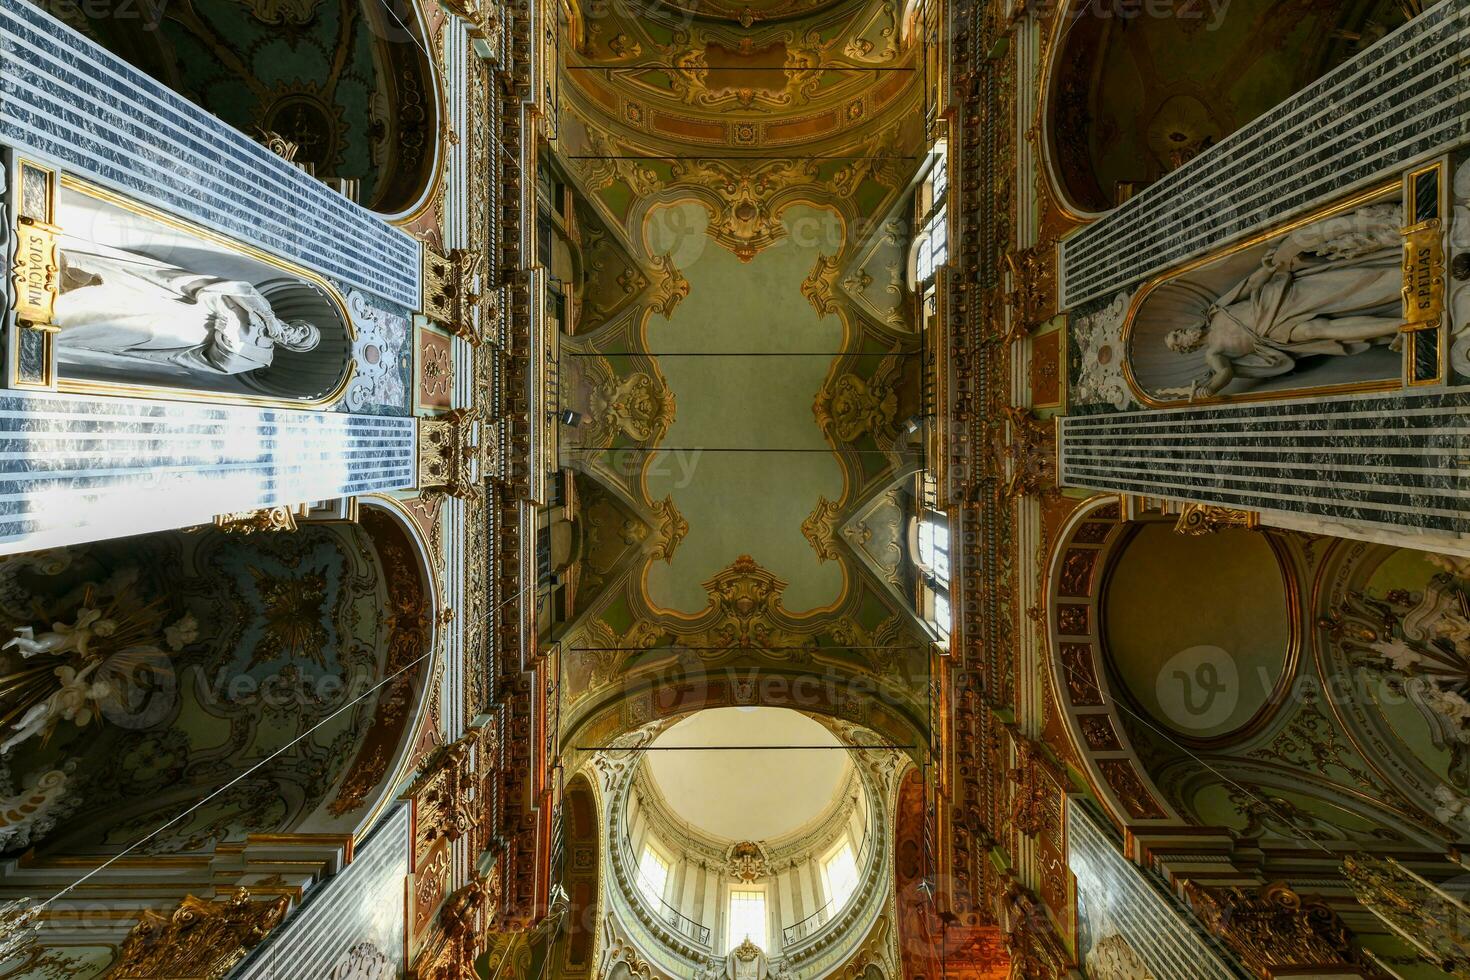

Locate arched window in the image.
[910,142,949,289]
[911,502,951,640]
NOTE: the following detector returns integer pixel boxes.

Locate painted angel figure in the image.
[52,245,320,375]
[1164,205,1404,398]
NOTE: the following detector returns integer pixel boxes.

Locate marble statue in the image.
[1163,205,1403,398]
[1,662,113,755]
[53,246,320,375]
[5,607,116,659]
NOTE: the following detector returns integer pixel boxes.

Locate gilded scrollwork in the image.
[802,253,842,318]
[646,253,690,320]
[1173,503,1261,536]
[649,496,690,564]
[110,889,288,980]
[801,496,843,563]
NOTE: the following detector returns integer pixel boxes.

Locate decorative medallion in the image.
[257,83,346,178]
[587,365,677,446]
[813,370,897,441]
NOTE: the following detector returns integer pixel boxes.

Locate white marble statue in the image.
[53,246,320,375]
[1,662,113,755]
[4,607,116,659]
[1163,205,1403,398]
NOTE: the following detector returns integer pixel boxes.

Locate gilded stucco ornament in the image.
[1183,880,1373,977]
[417,408,487,503]
[994,406,1056,500]
[1328,556,1470,815]
[668,39,825,111]
[802,254,842,318]
[585,362,677,446]
[109,888,288,980]
[647,253,691,319]
[649,496,690,564]
[1172,503,1260,536]
[232,0,321,27]
[568,619,665,705]
[801,496,843,563]
[813,370,897,442]
[1344,853,1470,975]
[578,129,663,198]
[668,157,821,262]
[687,555,810,654]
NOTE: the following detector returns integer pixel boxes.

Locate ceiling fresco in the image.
[1046,0,1413,211]
[550,0,935,748]
[564,0,919,149]
[0,510,429,859]
[1105,528,1470,852]
[44,0,437,212]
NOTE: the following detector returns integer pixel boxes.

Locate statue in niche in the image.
[1162,205,1403,398]
[52,246,321,375]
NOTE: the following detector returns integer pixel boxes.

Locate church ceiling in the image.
[550,0,934,745]
[0,511,428,858]
[1047,0,1412,211]
[563,0,920,152]
[44,0,437,212]
[1103,529,1470,853]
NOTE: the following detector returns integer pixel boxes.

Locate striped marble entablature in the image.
[0,0,422,310]
[1058,389,1470,536]
[0,390,415,554]
[1058,0,1470,309]
[1068,799,1247,980]
[235,804,410,978]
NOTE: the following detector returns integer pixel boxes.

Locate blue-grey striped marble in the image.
[1069,799,1246,980]
[1059,0,1470,308]
[0,0,421,310]
[1059,389,1470,533]
[234,805,409,980]
[0,389,415,553]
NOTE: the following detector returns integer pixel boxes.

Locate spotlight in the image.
[558,410,583,426]
[903,414,927,434]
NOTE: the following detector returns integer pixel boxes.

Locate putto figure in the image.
[53,246,321,375]
[1164,205,1404,398]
